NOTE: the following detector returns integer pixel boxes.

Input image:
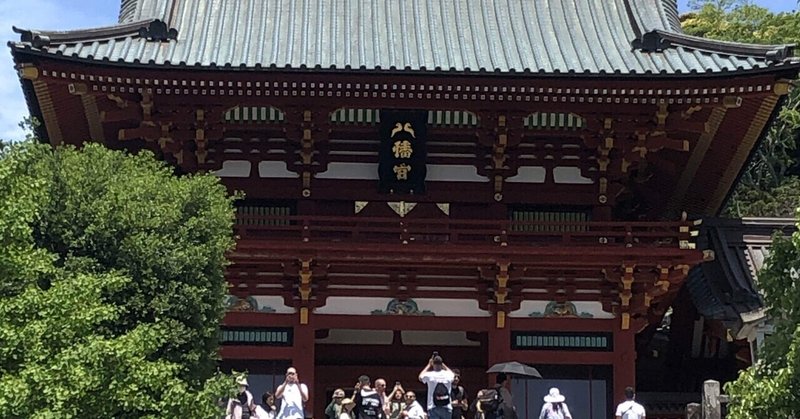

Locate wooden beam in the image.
[665,103,730,215]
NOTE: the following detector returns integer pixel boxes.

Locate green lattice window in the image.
[524,112,585,130]
[220,327,293,346]
[330,108,479,127]
[512,332,613,351]
[236,204,293,226]
[427,110,479,127]
[331,108,381,125]
[224,106,285,123]
[509,209,590,232]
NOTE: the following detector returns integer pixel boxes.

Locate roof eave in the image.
[9,45,800,80]
[636,29,796,63]
[12,19,156,46]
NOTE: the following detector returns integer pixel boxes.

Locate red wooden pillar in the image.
[612,324,636,404]
[294,315,316,418]
[486,314,511,386]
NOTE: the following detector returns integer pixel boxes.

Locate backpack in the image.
[477,387,502,414]
[433,382,451,407]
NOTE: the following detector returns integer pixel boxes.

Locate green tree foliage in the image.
[683,0,800,217]
[0,142,237,417]
[683,3,800,416]
[724,218,800,418]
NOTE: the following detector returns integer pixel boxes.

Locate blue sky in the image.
[0,0,796,140]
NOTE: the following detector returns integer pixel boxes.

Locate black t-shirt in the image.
[355,389,383,419]
[451,386,466,418]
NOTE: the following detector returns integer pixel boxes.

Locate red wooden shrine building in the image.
[9,0,799,417]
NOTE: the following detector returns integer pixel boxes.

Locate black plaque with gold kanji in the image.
[378,110,428,194]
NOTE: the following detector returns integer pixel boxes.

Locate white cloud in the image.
[0,0,118,141]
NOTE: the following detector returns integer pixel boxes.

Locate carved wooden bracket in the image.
[596,118,615,206]
[492,116,510,201]
[297,258,314,324]
[479,260,523,328]
[194,109,208,164]
[619,263,635,330]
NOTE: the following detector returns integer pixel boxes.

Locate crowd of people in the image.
[224,354,647,419]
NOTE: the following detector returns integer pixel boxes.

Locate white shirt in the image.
[277,383,309,419]
[539,403,571,419]
[404,400,426,419]
[615,400,646,419]
[255,405,276,419]
[420,370,455,410]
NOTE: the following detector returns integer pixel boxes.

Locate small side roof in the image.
[686,218,796,323]
[8,0,799,76]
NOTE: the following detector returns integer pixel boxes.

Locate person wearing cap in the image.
[326,389,347,419]
[276,367,309,419]
[418,353,455,419]
[340,397,357,419]
[615,386,646,419]
[226,376,257,419]
[538,388,572,419]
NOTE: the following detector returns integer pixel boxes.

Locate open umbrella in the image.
[486,361,542,378]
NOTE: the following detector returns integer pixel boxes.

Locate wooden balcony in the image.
[235,214,695,250]
[229,215,706,308]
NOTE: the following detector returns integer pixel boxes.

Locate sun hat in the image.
[341,398,356,408]
[237,377,249,387]
[543,387,565,403]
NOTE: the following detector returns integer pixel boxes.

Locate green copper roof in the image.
[9,0,798,76]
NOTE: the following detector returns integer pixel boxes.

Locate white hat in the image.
[543,387,565,403]
[237,377,249,387]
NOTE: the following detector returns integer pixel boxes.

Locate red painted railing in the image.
[235,215,693,248]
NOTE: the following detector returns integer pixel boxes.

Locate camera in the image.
[432,351,439,357]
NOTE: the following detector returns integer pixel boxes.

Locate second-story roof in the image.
[9,0,799,76]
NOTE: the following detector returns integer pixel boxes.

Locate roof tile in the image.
[9,0,798,75]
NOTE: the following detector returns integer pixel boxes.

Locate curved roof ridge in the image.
[118,0,173,24]
[639,29,796,62]
[12,19,156,46]
[626,0,683,34]
[659,0,684,33]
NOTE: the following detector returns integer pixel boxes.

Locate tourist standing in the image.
[400,391,426,419]
[387,382,407,419]
[418,353,455,419]
[450,369,468,419]
[276,367,309,419]
[326,389,347,419]
[538,388,572,419]
[254,391,277,419]
[496,373,516,419]
[340,398,357,419]
[615,387,646,419]
[353,375,384,419]
[226,377,257,419]
[375,378,389,418]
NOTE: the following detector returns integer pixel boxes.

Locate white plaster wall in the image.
[258,161,299,178]
[214,160,251,178]
[509,300,614,319]
[314,297,393,315]
[252,296,296,314]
